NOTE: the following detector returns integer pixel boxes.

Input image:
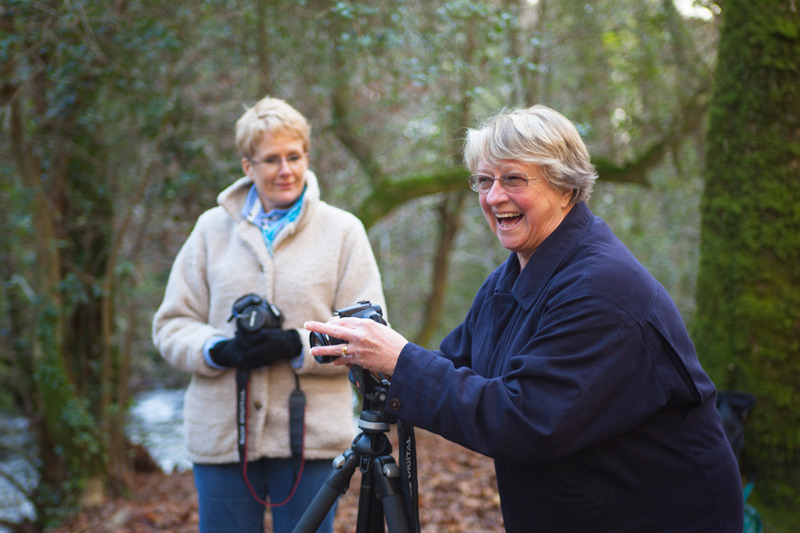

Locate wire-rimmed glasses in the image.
[248,153,306,171]
[468,172,532,193]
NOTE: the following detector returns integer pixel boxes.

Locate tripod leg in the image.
[372,456,411,533]
[355,460,384,533]
[293,450,359,533]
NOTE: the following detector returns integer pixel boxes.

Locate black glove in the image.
[210,328,302,370]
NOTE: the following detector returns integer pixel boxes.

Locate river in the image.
[0,388,189,530]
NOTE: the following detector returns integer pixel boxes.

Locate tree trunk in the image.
[414,193,467,346]
[693,0,800,507]
[2,2,132,522]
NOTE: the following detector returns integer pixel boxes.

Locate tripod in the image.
[292,367,417,533]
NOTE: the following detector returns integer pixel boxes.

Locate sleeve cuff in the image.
[203,335,229,370]
[291,350,305,369]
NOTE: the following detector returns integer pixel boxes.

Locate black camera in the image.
[228,293,283,333]
[310,301,385,364]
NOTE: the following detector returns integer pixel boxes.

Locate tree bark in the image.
[693,0,800,506]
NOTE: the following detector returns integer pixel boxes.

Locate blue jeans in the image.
[193,458,336,533]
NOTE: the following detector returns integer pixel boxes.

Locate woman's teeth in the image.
[496,213,522,227]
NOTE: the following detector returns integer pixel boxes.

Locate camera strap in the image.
[289,375,306,459]
[235,368,250,465]
[235,367,306,507]
[397,419,421,533]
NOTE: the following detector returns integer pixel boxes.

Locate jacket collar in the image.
[501,202,594,310]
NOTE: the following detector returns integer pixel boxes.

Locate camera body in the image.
[229,293,283,333]
[310,300,385,364]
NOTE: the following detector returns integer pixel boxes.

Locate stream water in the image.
[0,388,189,530]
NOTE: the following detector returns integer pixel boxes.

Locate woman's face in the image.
[242,131,308,211]
[475,160,573,269]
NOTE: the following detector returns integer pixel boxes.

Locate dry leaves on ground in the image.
[48,429,503,532]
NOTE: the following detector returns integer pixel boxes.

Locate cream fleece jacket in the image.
[152,170,386,463]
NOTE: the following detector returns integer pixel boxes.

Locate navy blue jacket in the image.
[387,202,743,532]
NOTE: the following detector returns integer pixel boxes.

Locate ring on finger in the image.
[342,344,348,357]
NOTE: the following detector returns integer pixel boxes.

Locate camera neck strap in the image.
[236,368,250,465]
[235,367,306,507]
[288,374,306,459]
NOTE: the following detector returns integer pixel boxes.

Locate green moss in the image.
[694,0,800,509]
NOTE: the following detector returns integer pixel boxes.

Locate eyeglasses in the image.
[248,153,306,170]
[468,172,532,193]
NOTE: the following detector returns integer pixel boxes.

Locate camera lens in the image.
[237,306,268,332]
[309,331,347,364]
[309,331,329,348]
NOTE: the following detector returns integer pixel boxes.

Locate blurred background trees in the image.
[0,0,797,530]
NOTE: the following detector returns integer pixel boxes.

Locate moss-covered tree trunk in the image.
[693,0,800,510]
[2,1,140,525]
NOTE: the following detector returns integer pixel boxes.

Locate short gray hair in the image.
[235,96,311,159]
[463,105,597,205]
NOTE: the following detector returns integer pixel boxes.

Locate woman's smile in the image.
[495,212,524,228]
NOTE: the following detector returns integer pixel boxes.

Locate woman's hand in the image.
[304,318,409,376]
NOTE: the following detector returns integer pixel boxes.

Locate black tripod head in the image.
[348,365,394,418]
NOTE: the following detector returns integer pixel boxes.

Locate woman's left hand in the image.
[304,318,409,376]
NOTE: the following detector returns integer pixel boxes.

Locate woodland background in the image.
[1,0,798,531]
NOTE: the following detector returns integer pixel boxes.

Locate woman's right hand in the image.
[304,318,409,376]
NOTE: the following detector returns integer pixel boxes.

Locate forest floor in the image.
[48,429,503,532]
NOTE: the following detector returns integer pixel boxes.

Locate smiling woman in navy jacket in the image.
[306,105,744,532]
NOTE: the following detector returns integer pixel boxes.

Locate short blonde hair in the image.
[235,96,311,158]
[463,105,597,205]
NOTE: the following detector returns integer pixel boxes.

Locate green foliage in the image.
[29,297,104,525]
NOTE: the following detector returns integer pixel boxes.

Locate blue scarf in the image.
[241,184,306,256]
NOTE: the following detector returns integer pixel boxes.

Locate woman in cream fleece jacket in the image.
[152,97,386,533]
